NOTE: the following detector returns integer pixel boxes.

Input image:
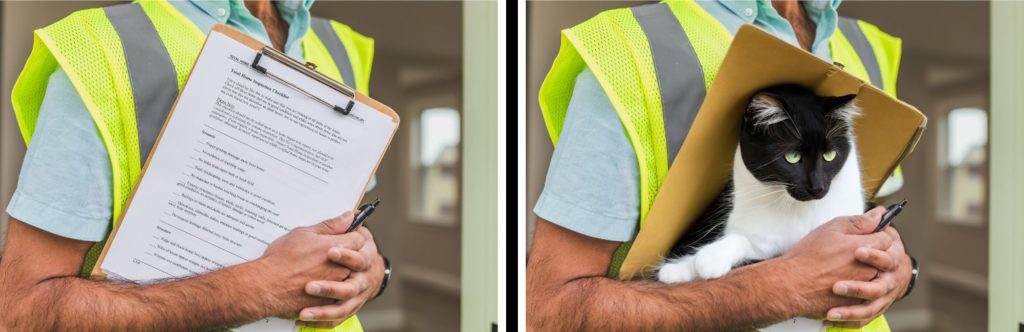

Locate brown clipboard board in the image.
[615,25,926,279]
[91,24,400,279]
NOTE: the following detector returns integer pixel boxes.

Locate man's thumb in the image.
[310,211,355,235]
[844,206,887,235]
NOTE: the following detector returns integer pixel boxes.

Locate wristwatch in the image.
[901,255,918,299]
[374,255,391,299]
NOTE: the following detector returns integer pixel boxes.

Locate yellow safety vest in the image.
[539,1,901,331]
[10,1,372,331]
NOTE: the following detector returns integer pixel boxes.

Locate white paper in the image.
[100,30,396,330]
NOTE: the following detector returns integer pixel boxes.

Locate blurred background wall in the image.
[526,1,991,331]
[0,1,475,331]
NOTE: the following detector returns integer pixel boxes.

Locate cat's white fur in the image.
[657,141,864,283]
[748,95,789,127]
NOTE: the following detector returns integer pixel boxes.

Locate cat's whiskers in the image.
[735,182,789,202]
[761,182,797,208]
[747,156,781,173]
[737,188,787,203]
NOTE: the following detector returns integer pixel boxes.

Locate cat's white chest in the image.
[726,193,862,259]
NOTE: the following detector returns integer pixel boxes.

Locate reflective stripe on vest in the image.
[838,17,884,90]
[631,3,705,165]
[311,16,356,88]
[105,3,179,164]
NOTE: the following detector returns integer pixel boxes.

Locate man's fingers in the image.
[834,276,894,301]
[309,211,355,235]
[329,231,366,251]
[854,247,897,272]
[842,207,886,235]
[859,231,895,251]
[298,299,361,323]
[319,228,366,252]
[306,278,366,301]
[826,296,889,321]
[328,247,371,271]
[355,226,373,243]
[325,265,353,281]
[884,226,903,244]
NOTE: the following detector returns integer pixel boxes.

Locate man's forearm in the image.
[529,259,798,330]
[4,259,281,331]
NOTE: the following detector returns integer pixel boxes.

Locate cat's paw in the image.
[694,248,735,280]
[657,256,697,284]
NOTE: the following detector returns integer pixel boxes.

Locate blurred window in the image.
[941,107,987,223]
[413,107,460,224]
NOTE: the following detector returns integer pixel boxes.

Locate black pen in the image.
[346,197,380,233]
[873,199,907,233]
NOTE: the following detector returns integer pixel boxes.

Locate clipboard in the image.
[91,22,395,329]
[91,23,399,281]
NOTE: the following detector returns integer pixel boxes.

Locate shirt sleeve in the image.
[533,67,641,242]
[5,68,114,242]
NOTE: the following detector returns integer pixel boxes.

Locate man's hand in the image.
[779,207,896,319]
[257,211,370,318]
[824,224,912,328]
[293,225,384,329]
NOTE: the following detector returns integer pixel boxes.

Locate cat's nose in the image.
[808,173,827,197]
[808,184,825,196]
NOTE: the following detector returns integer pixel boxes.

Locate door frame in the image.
[988,2,1024,330]
[461,0,499,331]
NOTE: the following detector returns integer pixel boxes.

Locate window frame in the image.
[405,92,462,227]
[932,91,990,226]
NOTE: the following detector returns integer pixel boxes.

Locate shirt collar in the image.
[803,0,842,19]
[186,0,228,23]
[716,0,757,22]
[186,0,314,25]
[714,0,840,23]
[275,0,314,21]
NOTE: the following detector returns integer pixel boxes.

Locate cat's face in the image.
[739,84,859,201]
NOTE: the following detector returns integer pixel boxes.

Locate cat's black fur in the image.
[667,84,858,260]
[667,181,733,258]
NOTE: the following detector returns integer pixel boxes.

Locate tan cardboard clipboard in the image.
[91,24,400,279]
[616,25,926,280]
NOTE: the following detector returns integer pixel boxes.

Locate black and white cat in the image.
[657,84,865,284]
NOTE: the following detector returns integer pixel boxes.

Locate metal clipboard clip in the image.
[250,46,356,115]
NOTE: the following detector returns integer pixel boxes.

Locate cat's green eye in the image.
[784,151,801,164]
[823,150,837,162]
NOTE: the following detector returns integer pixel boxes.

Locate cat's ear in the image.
[825,94,860,123]
[746,93,788,128]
